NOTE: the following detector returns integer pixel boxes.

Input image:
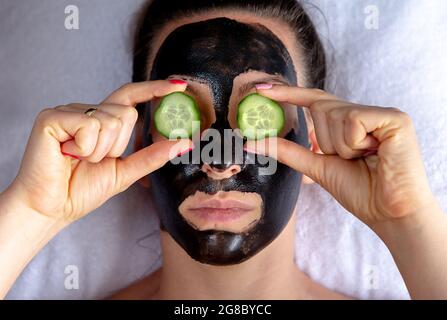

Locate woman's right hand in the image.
[5,80,192,224]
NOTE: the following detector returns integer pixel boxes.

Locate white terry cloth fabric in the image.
[1,0,446,299]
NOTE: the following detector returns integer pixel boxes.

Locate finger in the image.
[35,109,101,158]
[344,108,380,150]
[256,85,341,155]
[244,137,328,185]
[114,139,194,193]
[256,85,339,108]
[57,103,139,158]
[58,106,122,163]
[83,111,122,163]
[102,80,187,107]
[348,106,413,144]
[310,108,336,155]
[96,104,138,157]
[327,109,365,159]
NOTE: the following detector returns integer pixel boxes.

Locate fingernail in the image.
[176,147,193,157]
[169,79,188,85]
[255,83,273,90]
[61,151,80,160]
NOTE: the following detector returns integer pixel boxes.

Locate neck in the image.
[157,214,313,299]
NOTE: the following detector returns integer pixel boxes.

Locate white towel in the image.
[1,0,446,299]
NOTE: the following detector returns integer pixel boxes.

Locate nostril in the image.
[230,166,241,175]
[203,166,211,174]
[201,163,241,179]
[209,163,228,171]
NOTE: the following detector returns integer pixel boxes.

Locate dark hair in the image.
[132,0,326,115]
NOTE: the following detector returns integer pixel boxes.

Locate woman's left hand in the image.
[245,85,438,229]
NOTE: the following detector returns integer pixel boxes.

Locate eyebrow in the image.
[185,85,200,97]
[237,75,290,97]
[177,74,290,98]
[170,76,205,97]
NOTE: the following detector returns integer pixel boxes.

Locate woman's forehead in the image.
[151,18,297,84]
[146,10,306,86]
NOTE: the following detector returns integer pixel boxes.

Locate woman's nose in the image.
[201,163,241,180]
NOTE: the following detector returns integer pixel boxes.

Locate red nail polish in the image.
[169,79,188,85]
[255,83,273,90]
[176,147,193,157]
[61,151,80,160]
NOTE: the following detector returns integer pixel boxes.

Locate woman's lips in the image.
[178,191,263,233]
[187,207,252,223]
[189,199,254,210]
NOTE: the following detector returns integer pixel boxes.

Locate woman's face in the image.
[141,13,311,265]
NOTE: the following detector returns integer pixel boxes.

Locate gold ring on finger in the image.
[84,107,98,117]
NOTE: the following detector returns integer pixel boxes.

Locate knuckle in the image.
[327,110,335,121]
[399,112,411,122]
[116,83,133,105]
[312,88,326,96]
[309,100,326,110]
[124,107,139,122]
[65,103,78,109]
[309,108,324,119]
[346,109,361,122]
[310,97,334,112]
[327,108,342,121]
[54,103,79,111]
[105,118,122,131]
[36,108,55,124]
[37,107,52,116]
[118,83,132,95]
[397,111,413,126]
[383,107,414,131]
[87,117,101,130]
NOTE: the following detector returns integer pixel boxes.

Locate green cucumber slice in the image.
[154,92,201,139]
[237,93,285,140]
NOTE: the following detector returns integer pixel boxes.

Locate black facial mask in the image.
[143,18,309,265]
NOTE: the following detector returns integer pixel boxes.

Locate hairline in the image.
[144,9,309,87]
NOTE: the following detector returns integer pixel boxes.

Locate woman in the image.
[0,0,446,299]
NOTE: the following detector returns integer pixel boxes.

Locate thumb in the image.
[114,139,193,193]
[244,137,331,186]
